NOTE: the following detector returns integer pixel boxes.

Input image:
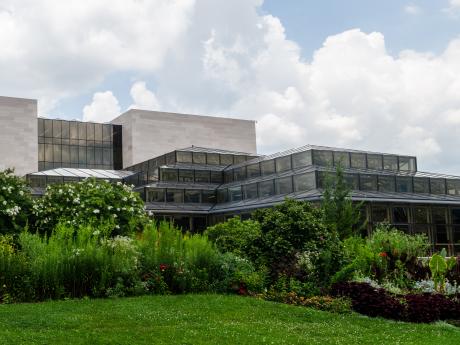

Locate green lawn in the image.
[0,295,459,345]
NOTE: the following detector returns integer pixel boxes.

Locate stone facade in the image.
[0,96,38,176]
[111,109,257,167]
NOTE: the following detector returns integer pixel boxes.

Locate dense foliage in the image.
[0,169,33,235]
[32,179,147,236]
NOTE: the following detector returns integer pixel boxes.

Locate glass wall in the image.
[146,187,216,204]
[38,119,121,171]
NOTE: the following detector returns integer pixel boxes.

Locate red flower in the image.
[379,252,388,257]
[159,263,168,272]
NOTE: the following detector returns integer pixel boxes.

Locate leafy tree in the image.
[0,169,33,234]
[321,163,364,239]
[32,178,147,236]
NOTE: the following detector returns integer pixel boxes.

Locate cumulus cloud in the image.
[443,0,460,16]
[129,81,161,111]
[83,91,121,123]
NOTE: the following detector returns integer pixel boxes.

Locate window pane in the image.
[185,190,201,203]
[94,123,103,141]
[147,189,165,202]
[206,153,220,165]
[87,147,95,165]
[275,156,291,173]
[453,226,460,244]
[70,122,78,139]
[372,205,388,223]
[313,150,333,166]
[396,176,413,193]
[234,167,246,181]
[178,169,194,182]
[383,155,398,170]
[38,144,45,161]
[360,174,377,191]
[378,175,395,192]
[413,177,430,194]
[52,120,62,138]
[103,124,112,142]
[243,183,258,199]
[367,154,383,170]
[414,207,428,224]
[176,151,192,163]
[38,118,45,137]
[247,163,260,178]
[193,152,206,164]
[333,151,350,168]
[53,145,61,163]
[276,176,293,195]
[194,170,210,183]
[224,170,234,183]
[165,152,176,165]
[78,122,87,140]
[399,157,416,172]
[61,145,70,164]
[293,151,312,169]
[217,189,228,203]
[435,225,448,243]
[44,119,53,137]
[161,169,178,182]
[452,209,460,225]
[430,178,446,194]
[432,208,447,224]
[344,173,359,190]
[79,146,86,164]
[70,146,78,164]
[166,189,183,203]
[86,123,95,141]
[95,147,102,165]
[393,207,408,223]
[260,160,275,176]
[447,179,460,196]
[229,186,242,202]
[220,154,233,165]
[234,156,246,164]
[210,171,223,184]
[293,173,316,192]
[202,190,215,203]
[259,180,275,197]
[351,153,366,169]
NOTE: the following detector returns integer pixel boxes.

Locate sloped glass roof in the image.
[28,168,136,180]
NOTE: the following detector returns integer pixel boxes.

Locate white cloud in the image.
[404,4,422,15]
[83,91,121,123]
[129,81,161,111]
[443,0,460,16]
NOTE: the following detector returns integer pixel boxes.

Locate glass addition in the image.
[350,153,366,169]
[276,176,293,195]
[378,175,395,192]
[313,150,333,166]
[367,154,383,170]
[413,177,430,194]
[243,183,258,200]
[293,173,316,192]
[360,174,378,191]
[259,180,275,197]
[260,160,275,176]
[275,156,292,173]
[333,151,350,168]
[292,151,312,169]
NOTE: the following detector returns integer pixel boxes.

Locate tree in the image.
[321,164,364,240]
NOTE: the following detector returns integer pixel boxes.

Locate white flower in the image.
[93,209,100,214]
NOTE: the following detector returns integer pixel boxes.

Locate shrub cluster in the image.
[332,282,460,323]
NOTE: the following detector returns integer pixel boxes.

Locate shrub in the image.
[32,179,147,236]
[0,169,33,235]
[205,217,261,258]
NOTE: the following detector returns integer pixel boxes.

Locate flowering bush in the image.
[32,178,147,236]
[0,169,33,235]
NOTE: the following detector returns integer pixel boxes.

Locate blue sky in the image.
[1,0,460,173]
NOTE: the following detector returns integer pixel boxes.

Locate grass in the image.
[0,295,459,345]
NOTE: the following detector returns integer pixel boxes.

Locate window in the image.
[243,183,258,200]
[399,157,416,172]
[185,190,201,203]
[313,150,333,166]
[178,170,194,182]
[367,154,383,170]
[383,155,398,170]
[414,207,428,224]
[192,152,206,164]
[229,186,242,202]
[430,179,446,195]
[260,160,275,176]
[275,156,291,173]
[452,209,460,225]
[276,176,293,195]
[166,189,183,203]
[234,156,247,164]
[217,189,228,203]
[176,151,192,163]
[447,179,460,196]
[378,175,395,192]
[246,163,260,178]
[194,170,210,183]
[317,171,333,189]
[292,151,312,169]
[432,208,447,224]
[165,152,176,165]
[210,171,223,184]
[233,167,246,181]
[206,153,220,165]
[396,176,413,193]
[333,151,350,168]
[293,173,316,192]
[53,120,62,138]
[161,169,178,182]
[220,154,233,165]
[392,207,409,223]
[259,180,275,197]
[224,170,234,183]
[350,153,366,169]
[360,174,377,191]
[147,189,165,202]
[202,190,216,203]
[372,205,388,223]
[413,177,430,194]
[344,174,359,190]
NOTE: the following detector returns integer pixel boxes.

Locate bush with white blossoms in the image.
[32,178,147,236]
[0,169,33,234]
